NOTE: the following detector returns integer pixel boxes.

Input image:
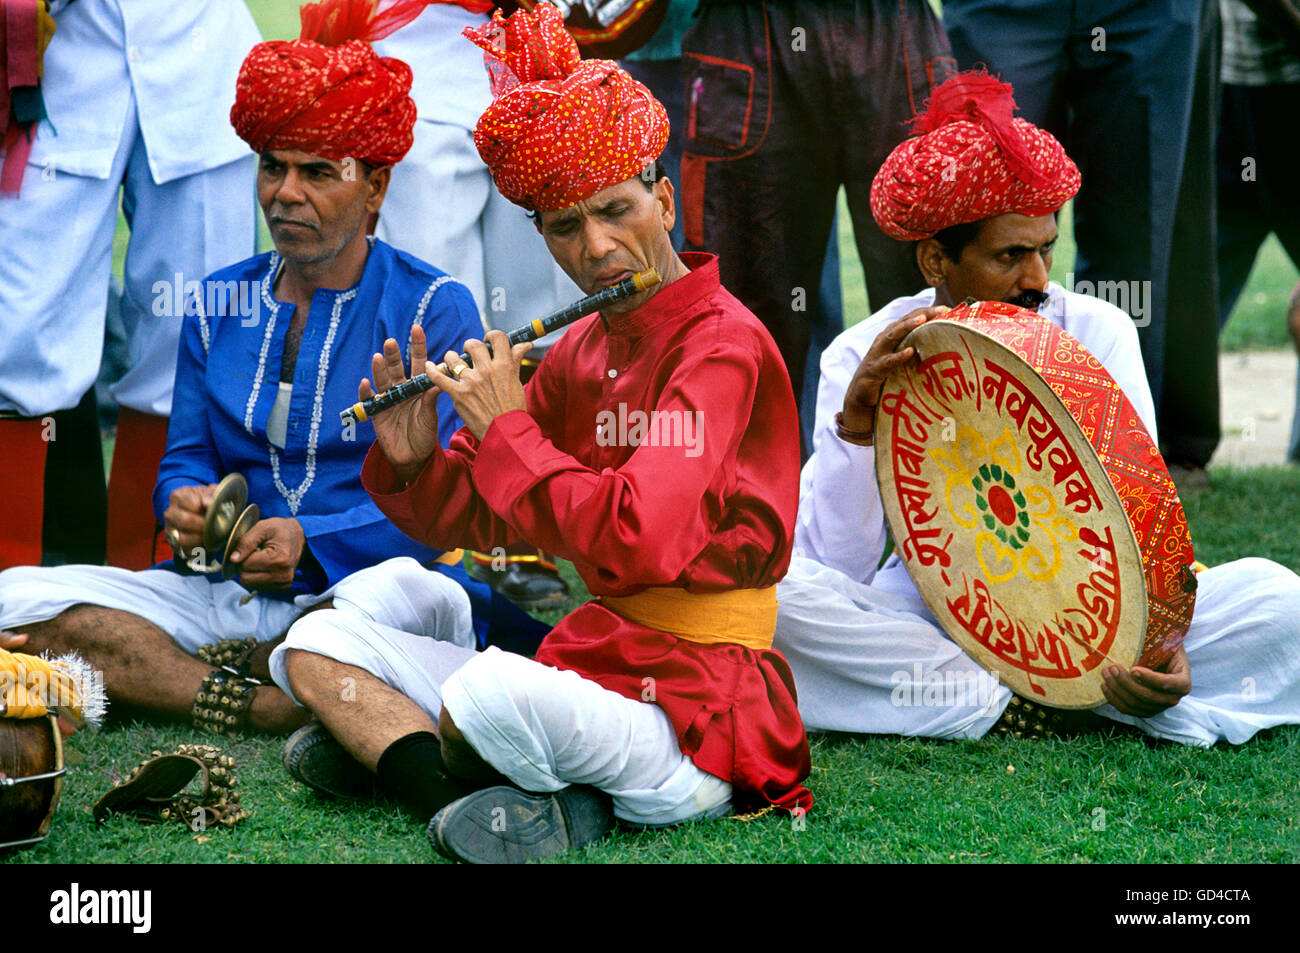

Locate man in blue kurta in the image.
[0,1,546,736]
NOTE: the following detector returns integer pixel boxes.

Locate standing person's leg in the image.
[843,0,958,315]
[1215,85,1269,328]
[1160,0,1222,471]
[0,102,136,570]
[41,389,107,567]
[1246,82,1300,463]
[1289,281,1300,461]
[1063,2,1203,421]
[680,1,840,431]
[108,144,258,568]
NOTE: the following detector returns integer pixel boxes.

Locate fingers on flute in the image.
[410,323,427,375]
[463,338,492,370]
[426,350,460,389]
[483,330,510,363]
[381,337,408,382]
[370,350,391,393]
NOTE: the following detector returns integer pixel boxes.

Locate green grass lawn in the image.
[12,466,1300,865]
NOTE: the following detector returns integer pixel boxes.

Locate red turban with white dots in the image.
[463,4,670,212]
[870,71,1081,241]
[229,0,487,167]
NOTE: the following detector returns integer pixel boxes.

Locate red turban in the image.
[870,71,1081,241]
[463,5,669,212]
[229,0,476,167]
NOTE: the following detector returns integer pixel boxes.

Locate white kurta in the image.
[0,0,259,417]
[372,5,576,351]
[776,283,1300,746]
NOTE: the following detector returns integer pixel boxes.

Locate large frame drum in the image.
[874,301,1197,708]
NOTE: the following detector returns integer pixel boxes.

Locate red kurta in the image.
[363,252,812,811]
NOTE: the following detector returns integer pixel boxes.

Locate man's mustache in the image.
[1006,288,1050,310]
[269,213,318,231]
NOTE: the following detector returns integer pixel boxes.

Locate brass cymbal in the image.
[203,474,248,554]
[221,504,260,581]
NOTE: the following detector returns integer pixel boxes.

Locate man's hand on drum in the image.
[841,306,949,434]
[361,323,444,486]
[226,517,307,591]
[1101,644,1191,717]
[163,483,219,557]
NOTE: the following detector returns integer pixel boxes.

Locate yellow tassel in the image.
[0,647,82,719]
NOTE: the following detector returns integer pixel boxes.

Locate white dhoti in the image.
[271,604,733,828]
[268,607,478,711]
[0,557,471,656]
[774,557,1010,739]
[774,555,1300,747]
[443,648,732,827]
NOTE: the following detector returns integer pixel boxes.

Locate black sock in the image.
[376,731,476,822]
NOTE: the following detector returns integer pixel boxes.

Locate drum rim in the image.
[873,316,1149,709]
[0,713,65,850]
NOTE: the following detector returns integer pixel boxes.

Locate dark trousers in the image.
[1216,83,1300,323]
[944,0,1222,466]
[1217,81,1300,461]
[679,0,956,441]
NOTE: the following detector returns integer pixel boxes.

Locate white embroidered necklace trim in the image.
[244,252,283,435]
[409,275,455,360]
[267,286,356,515]
[195,289,211,355]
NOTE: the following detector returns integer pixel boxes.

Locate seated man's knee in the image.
[331,556,423,607]
[438,704,494,780]
[438,704,466,763]
[282,648,335,710]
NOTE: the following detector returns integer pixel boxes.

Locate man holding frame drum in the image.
[775,72,1300,745]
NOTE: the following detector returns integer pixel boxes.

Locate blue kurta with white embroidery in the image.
[154,238,483,599]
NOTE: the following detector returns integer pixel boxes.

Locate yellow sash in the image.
[600,586,778,652]
[434,549,465,567]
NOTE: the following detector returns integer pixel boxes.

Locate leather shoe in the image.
[472,561,571,611]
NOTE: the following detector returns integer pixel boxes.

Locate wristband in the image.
[835,411,874,447]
